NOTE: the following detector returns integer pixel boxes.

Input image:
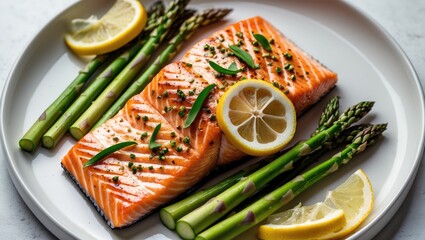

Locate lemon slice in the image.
[216,79,296,156]
[64,0,147,55]
[320,169,374,239]
[258,169,374,240]
[258,203,346,240]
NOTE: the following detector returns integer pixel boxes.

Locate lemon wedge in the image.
[64,0,147,55]
[216,79,296,156]
[258,202,346,240]
[321,169,374,239]
[258,169,374,240]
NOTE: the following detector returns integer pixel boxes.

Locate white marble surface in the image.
[1,0,424,239]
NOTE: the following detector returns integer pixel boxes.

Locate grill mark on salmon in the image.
[61,16,337,228]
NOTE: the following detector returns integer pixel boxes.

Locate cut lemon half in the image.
[320,169,374,239]
[217,79,296,156]
[64,0,147,55]
[258,203,346,240]
[258,169,374,240]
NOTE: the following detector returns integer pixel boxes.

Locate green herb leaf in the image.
[253,34,272,52]
[184,84,216,128]
[149,123,162,150]
[209,61,241,75]
[83,141,137,168]
[228,62,238,71]
[228,45,257,69]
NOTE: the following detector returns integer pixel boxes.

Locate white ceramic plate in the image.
[1,0,424,239]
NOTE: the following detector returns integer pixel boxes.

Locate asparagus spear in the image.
[160,160,267,230]
[196,124,387,240]
[41,1,166,148]
[175,101,374,239]
[69,0,189,140]
[18,1,166,151]
[18,54,110,152]
[312,96,340,136]
[230,123,374,214]
[93,8,233,128]
[160,96,339,229]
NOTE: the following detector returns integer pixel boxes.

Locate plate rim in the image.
[341,1,425,239]
[1,0,424,239]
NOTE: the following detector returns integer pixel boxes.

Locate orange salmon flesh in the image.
[61,16,337,228]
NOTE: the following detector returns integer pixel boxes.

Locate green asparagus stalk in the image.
[196,124,387,240]
[160,95,339,229]
[312,96,339,136]
[175,101,374,239]
[93,8,233,128]
[18,54,110,152]
[69,0,189,140]
[41,1,166,148]
[230,123,374,215]
[160,160,267,230]
[143,1,165,33]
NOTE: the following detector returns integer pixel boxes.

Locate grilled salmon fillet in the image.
[61,16,337,228]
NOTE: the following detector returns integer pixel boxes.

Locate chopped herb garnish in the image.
[284,63,294,72]
[183,136,190,144]
[135,114,141,120]
[183,84,216,128]
[283,52,293,60]
[128,162,134,168]
[159,147,169,155]
[141,132,148,139]
[177,89,186,100]
[142,115,149,121]
[276,67,282,74]
[178,106,186,117]
[159,155,166,161]
[291,74,296,81]
[228,45,258,69]
[148,166,154,170]
[132,165,137,174]
[210,114,217,121]
[84,141,137,168]
[176,146,183,152]
[170,140,176,148]
[137,165,143,171]
[188,90,195,96]
[253,47,259,52]
[112,176,119,182]
[149,124,162,150]
[170,132,176,138]
[162,90,169,98]
[130,153,136,159]
[112,137,119,142]
[253,34,272,52]
[185,62,193,67]
[209,61,241,76]
[236,32,243,38]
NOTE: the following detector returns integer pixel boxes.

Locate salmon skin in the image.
[61,16,337,228]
